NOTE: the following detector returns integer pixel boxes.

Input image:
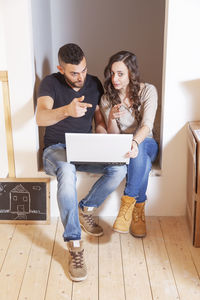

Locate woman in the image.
[100,51,158,237]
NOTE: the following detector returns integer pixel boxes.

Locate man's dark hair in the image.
[58,43,85,65]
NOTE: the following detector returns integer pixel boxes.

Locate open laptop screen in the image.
[65,133,132,165]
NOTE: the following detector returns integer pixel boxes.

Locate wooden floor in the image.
[0,217,200,300]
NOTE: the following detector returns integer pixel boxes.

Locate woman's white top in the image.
[100,83,158,137]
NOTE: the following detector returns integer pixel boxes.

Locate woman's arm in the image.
[127,84,158,158]
[107,104,125,133]
[127,125,150,158]
[133,125,150,145]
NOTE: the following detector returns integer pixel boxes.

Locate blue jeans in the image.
[43,143,127,241]
[124,138,158,202]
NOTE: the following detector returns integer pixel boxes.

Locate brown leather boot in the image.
[113,195,136,233]
[130,202,146,238]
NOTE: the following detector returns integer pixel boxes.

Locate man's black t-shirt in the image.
[38,73,104,148]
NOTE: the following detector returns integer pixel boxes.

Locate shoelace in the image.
[118,202,131,217]
[83,214,98,227]
[133,207,145,222]
[70,249,84,268]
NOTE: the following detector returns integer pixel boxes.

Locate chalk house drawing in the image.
[10,184,30,219]
[0,182,47,221]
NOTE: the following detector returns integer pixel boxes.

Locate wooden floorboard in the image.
[0,224,16,271]
[160,217,200,300]
[18,219,58,300]
[0,225,35,300]
[0,216,200,300]
[179,217,200,278]
[98,217,125,300]
[45,219,72,300]
[144,217,179,299]
[120,229,152,300]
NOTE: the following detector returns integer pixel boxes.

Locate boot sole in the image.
[69,273,88,282]
[113,228,129,234]
[130,231,146,238]
[80,224,104,237]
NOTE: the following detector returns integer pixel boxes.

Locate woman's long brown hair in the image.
[104,51,141,124]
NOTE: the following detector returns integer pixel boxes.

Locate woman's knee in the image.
[105,164,127,179]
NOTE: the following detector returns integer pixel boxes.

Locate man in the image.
[36,43,126,281]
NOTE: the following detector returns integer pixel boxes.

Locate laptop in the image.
[65,133,133,165]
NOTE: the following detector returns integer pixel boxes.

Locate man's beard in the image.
[63,74,86,89]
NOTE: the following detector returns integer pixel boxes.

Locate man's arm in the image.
[94,105,107,133]
[36,95,92,126]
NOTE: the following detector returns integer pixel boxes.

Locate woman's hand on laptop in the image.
[125,141,139,158]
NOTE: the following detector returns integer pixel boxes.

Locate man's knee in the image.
[56,162,76,180]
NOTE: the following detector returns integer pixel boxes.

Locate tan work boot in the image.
[67,240,87,281]
[113,195,136,233]
[130,202,146,238]
[79,206,103,236]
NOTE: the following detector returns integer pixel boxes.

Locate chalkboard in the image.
[0,178,50,224]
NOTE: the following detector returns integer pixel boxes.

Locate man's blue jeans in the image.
[124,138,158,202]
[43,143,127,241]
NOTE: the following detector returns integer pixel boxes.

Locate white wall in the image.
[146,0,200,215]
[0,81,8,178]
[0,0,38,178]
[1,0,200,217]
[0,6,8,177]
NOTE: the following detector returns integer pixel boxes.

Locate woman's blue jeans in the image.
[43,143,127,241]
[124,138,158,202]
